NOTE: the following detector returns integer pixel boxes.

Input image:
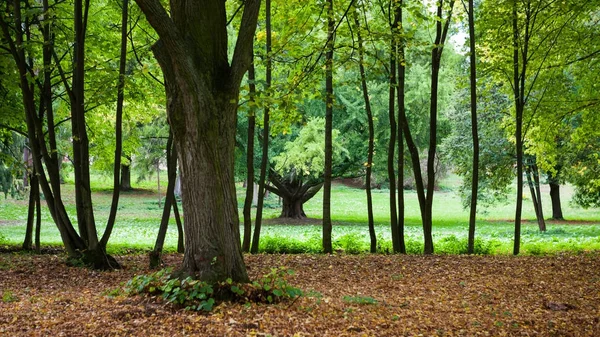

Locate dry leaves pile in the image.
[1,252,599,336]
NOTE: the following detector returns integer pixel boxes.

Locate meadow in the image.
[1,173,599,255]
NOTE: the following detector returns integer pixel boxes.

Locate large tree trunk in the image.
[280,197,307,219]
[136,0,260,282]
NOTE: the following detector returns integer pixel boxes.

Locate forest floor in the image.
[1,252,599,336]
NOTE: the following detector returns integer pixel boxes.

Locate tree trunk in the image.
[322,0,335,255]
[150,131,177,268]
[135,0,260,281]
[173,199,184,253]
[395,1,406,254]
[466,0,479,255]
[526,160,546,231]
[353,10,377,253]
[549,174,563,220]
[281,197,307,219]
[101,0,129,249]
[120,162,132,191]
[423,0,455,255]
[512,2,524,255]
[242,55,257,253]
[387,24,399,254]
[250,0,271,255]
[23,171,36,250]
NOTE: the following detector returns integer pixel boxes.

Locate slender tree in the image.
[465,0,479,254]
[322,0,335,254]
[242,55,257,253]
[251,0,272,255]
[353,8,376,253]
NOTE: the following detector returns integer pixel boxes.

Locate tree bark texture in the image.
[120,163,132,191]
[135,0,260,281]
[322,0,335,254]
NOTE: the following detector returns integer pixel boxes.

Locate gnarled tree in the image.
[133,0,260,282]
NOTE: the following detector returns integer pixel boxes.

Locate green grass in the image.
[1,172,599,255]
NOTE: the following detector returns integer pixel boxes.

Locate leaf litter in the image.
[1,252,599,336]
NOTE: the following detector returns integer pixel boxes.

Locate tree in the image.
[322,0,335,254]
[465,0,479,254]
[266,117,348,219]
[353,6,377,253]
[133,0,260,282]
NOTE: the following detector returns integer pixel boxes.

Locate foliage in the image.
[272,117,348,179]
[124,267,302,311]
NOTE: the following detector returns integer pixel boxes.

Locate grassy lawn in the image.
[1,172,599,255]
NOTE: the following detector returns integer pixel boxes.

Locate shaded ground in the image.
[1,253,599,336]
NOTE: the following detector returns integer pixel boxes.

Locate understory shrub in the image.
[124,267,303,312]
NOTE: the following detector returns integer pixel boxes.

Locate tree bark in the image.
[466,0,479,254]
[423,0,455,255]
[120,162,132,191]
[548,173,564,220]
[150,131,177,268]
[512,1,524,255]
[250,0,271,255]
[101,0,129,249]
[395,0,406,254]
[387,20,399,254]
[353,9,377,253]
[23,171,36,250]
[135,0,260,281]
[322,0,335,254]
[242,56,256,253]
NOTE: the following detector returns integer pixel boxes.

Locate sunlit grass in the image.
[1,172,599,255]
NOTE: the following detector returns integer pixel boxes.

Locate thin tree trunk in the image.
[513,1,524,255]
[387,27,399,253]
[532,161,546,231]
[34,180,41,254]
[423,0,455,255]
[242,55,256,253]
[466,0,479,254]
[157,161,161,208]
[395,0,406,254]
[173,198,184,253]
[101,0,128,249]
[23,172,35,250]
[322,0,334,254]
[150,131,177,268]
[353,10,376,253]
[251,0,271,255]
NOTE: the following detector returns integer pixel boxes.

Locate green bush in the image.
[124,267,303,311]
[334,233,365,254]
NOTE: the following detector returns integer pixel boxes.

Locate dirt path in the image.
[1,253,599,336]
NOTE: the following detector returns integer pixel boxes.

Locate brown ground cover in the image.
[1,252,599,336]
